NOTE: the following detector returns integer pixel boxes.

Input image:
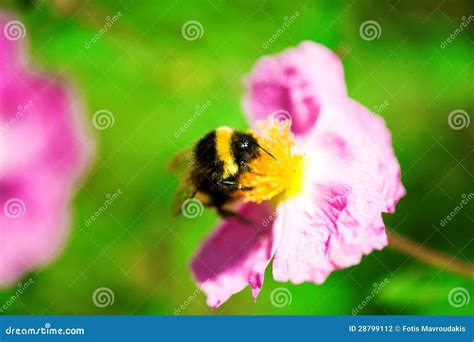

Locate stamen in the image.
[239,116,304,204]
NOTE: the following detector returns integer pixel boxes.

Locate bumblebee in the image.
[168,126,274,219]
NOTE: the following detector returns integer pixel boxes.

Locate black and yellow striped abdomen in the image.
[190,126,261,208]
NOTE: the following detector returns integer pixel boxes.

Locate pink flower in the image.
[191,41,405,308]
[0,14,92,286]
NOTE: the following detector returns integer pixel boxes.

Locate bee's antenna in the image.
[257,144,277,160]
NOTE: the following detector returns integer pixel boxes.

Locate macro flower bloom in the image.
[191,41,405,308]
[0,14,91,286]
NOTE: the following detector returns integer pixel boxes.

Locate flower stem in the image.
[387,230,474,280]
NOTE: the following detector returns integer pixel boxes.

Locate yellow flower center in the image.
[239,117,305,205]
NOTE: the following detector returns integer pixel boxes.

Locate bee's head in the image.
[231,132,260,165]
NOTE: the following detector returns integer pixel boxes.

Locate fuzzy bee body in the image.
[169,126,264,217]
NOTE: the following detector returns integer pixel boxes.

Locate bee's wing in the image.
[170,171,196,217]
[168,148,196,217]
[167,147,194,174]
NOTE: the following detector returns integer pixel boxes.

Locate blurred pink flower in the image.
[0,14,92,286]
[191,41,405,308]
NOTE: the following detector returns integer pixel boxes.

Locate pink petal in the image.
[191,202,275,308]
[243,41,347,135]
[272,100,405,284]
[0,14,92,286]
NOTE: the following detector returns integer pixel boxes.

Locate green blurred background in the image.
[0,0,472,315]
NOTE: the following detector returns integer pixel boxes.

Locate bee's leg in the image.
[247,171,266,176]
[218,180,253,191]
[190,187,199,198]
[216,207,256,226]
[189,179,204,199]
[239,163,252,173]
[240,164,265,177]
